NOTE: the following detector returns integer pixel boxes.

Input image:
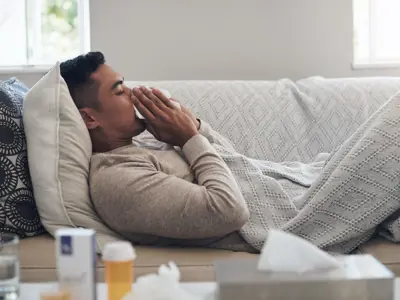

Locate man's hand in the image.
[132,87,198,148]
[175,100,200,130]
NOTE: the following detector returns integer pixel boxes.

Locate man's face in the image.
[83,64,145,140]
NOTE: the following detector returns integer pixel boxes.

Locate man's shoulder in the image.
[90,145,156,175]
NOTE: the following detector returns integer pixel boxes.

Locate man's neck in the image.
[91,130,133,153]
[92,138,132,153]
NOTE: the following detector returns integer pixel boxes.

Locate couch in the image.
[19,76,400,282]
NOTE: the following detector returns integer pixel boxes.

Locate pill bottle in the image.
[103,241,136,300]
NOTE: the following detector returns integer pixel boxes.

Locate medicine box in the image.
[55,228,96,300]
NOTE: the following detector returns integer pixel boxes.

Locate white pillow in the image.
[24,62,122,252]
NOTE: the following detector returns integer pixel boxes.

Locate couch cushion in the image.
[20,235,256,282]
[126,78,400,163]
[20,235,400,282]
[356,237,400,275]
[23,63,121,253]
[0,78,44,237]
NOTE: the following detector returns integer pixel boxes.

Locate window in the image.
[0,0,90,69]
[353,0,400,67]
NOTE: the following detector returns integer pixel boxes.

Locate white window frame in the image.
[0,0,91,74]
[353,0,400,69]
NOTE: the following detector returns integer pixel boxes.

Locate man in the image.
[61,52,400,254]
[60,51,255,252]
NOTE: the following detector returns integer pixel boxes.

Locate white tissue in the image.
[122,262,202,300]
[258,229,343,273]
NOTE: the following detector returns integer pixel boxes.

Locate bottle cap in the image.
[40,291,70,300]
[103,241,136,262]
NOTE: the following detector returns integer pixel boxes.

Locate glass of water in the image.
[0,234,19,300]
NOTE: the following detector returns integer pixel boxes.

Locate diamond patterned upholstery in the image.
[127,77,400,163]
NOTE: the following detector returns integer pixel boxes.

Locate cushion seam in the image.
[55,65,77,230]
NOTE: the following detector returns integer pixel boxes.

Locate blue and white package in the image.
[55,228,96,300]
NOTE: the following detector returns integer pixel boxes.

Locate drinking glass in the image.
[0,234,19,300]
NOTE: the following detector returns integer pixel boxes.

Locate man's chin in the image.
[138,118,147,131]
[131,119,146,137]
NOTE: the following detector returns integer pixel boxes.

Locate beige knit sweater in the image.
[90,121,256,252]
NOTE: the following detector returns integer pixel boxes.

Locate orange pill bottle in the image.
[103,242,136,300]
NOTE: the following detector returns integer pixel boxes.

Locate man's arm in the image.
[91,134,249,239]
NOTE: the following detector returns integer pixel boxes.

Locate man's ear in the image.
[79,108,99,130]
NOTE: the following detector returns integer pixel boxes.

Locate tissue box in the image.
[214,255,395,300]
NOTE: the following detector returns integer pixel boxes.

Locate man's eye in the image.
[116,90,124,95]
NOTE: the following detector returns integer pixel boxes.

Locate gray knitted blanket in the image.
[214,91,400,253]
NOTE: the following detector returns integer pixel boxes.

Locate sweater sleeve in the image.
[90,135,249,240]
[198,120,237,152]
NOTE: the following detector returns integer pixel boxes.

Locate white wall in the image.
[90,0,400,80]
[2,0,400,86]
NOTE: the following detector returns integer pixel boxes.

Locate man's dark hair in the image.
[60,51,105,110]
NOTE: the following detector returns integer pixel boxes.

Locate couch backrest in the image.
[127,77,400,162]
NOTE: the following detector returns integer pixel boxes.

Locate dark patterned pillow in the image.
[0,78,45,237]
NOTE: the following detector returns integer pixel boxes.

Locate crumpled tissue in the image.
[257,229,343,273]
[122,262,203,300]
